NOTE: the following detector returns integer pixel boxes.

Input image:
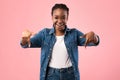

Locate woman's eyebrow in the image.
[54,15,65,17]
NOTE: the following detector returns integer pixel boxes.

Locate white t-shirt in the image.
[49,35,72,68]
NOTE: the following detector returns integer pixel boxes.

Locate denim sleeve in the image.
[20,29,45,48]
[30,29,45,48]
[76,29,100,46]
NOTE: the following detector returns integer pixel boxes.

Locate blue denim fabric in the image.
[20,26,100,80]
[45,66,75,80]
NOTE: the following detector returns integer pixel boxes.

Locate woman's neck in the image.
[55,30,65,36]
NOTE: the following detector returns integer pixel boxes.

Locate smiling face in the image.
[52,8,68,32]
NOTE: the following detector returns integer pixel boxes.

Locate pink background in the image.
[0,0,120,80]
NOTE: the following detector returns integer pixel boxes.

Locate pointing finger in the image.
[84,37,89,48]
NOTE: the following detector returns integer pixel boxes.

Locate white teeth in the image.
[57,24,64,27]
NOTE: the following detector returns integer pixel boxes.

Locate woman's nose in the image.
[57,19,63,24]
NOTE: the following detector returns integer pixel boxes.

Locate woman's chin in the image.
[58,28,65,32]
[55,25,65,31]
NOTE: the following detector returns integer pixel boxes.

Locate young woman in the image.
[21,3,100,80]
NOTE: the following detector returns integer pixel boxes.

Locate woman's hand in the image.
[21,30,34,45]
[81,31,98,48]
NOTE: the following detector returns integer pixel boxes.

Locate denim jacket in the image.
[20,26,99,80]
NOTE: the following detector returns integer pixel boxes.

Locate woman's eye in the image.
[55,17,58,19]
[62,17,65,19]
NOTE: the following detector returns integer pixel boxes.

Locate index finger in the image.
[84,38,89,48]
